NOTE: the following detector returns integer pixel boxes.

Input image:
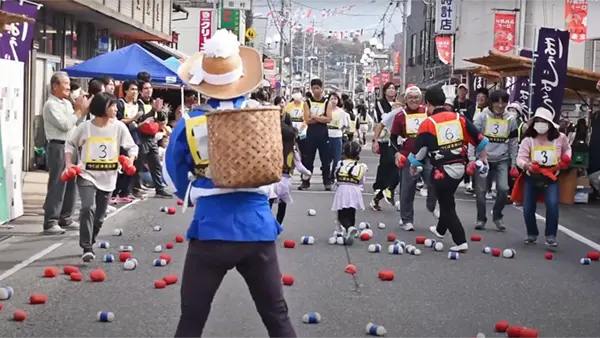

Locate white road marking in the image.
[513,205,600,251]
[0,199,141,281]
[0,242,63,282]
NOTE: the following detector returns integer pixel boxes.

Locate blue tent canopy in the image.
[163,56,181,74]
[63,44,182,85]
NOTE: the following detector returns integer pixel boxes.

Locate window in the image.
[419,29,426,56]
[410,33,417,58]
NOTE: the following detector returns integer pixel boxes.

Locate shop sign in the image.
[199,10,213,51]
[0,0,40,63]
[435,0,457,34]
[493,13,517,53]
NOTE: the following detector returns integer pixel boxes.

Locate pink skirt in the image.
[332,184,365,211]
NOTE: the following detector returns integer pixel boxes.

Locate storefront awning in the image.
[140,41,189,61]
[464,49,600,96]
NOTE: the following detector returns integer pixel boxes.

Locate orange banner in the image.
[565,0,588,43]
[393,51,401,74]
[493,13,516,53]
[435,35,452,65]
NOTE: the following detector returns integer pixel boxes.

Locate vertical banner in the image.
[434,0,457,34]
[220,8,241,39]
[0,0,40,63]
[372,74,381,88]
[531,28,570,122]
[493,13,517,53]
[199,10,213,51]
[469,75,487,102]
[435,35,453,64]
[509,49,533,116]
[393,51,401,74]
[565,0,589,43]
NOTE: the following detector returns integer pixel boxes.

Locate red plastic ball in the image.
[494,320,510,332]
[282,274,294,286]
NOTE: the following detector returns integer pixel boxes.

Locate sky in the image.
[252,0,410,47]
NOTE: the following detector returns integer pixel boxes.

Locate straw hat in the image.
[531,107,559,129]
[178,29,263,100]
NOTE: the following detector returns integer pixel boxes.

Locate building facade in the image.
[24,0,174,170]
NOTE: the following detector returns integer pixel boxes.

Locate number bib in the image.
[328,111,342,129]
[531,145,557,167]
[85,137,118,171]
[185,115,210,177]
[124,103,139,119]
[406,113,427,137]
[435,119,463,148]
[310,102,325,116]
[484,117,509,142]
[336,160,364,184]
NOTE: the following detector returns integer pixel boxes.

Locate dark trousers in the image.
[302,130,331,185]
[297,137,309,165]
[133,138,164,192]
[269,198,288,224]
[433,174,467,246]
[43,141,77,229]
[337,207,356,230]
[373,142,398,197]
[112,173,132,198]
[175,240,296,337]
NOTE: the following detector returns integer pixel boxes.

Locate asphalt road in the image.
[1,148,600,337]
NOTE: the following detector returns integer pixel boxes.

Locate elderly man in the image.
[42,71,89,234]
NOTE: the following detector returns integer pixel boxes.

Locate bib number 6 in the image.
[444,127,454,140]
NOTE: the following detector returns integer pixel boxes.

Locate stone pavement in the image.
[1,171,50,234]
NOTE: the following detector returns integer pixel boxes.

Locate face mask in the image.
[534,122,549,134]
[291,93,302,101]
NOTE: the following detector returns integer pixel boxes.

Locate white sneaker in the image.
[106,205,117,213]
[485,192,494,200]
[402,223,414,231]
[82,251,96,263]
[429,225,445,239]
[431,208,440,219]
[449,243,468,253]
[43,225,66,235]
[62,222,80,230]
[398,219,403,226]
[420,188,428,197]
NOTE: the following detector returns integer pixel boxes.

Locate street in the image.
[1,151,600,337]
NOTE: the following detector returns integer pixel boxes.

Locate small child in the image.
[269,117,311,224]
[332,141,366,245]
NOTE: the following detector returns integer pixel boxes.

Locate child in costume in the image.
[163,29,296,337]
[331,141,366,245]
[269,121,311,224]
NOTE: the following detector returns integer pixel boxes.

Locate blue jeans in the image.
[329,137,343,181]
[522,180,559,237]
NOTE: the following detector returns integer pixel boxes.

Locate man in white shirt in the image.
[42,71,89,234]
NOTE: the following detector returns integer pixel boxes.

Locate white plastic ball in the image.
[119,245,133,252]
[413,248,422,256]
[388,244,403,254]
[98,241,110,249]
[368,244,382,253]
[366,322,387,336]
[307,209,317,216]
[154,245,163,252]
[476,333,486,338]
[483,247,491,254]
[358,222,368,230]
[97,311,115,322]
[301,236,315,245]
[364,229,374,237]
[434,242,444,251]
[424,238,434,247]
[336,237,344,245]
[0,286,14,300]
[328,237,337,245]
[112,229,123,236]
[395,240,406,248]
[153,225,162,231]
[123,259,137,270]
[502,248,515,258]
[448,251,459,260]
[302,312,322,324]
[377,222,386,229]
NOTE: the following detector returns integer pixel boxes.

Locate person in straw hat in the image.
[163,29,297,337]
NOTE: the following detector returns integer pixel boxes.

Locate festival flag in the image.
[531,27,570,122]
[435,35,453,64]
[493,13,517,53]
[509,49,533,117]
[565,0,588,43]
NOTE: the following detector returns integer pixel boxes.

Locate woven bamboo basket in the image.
[206,106,283,188]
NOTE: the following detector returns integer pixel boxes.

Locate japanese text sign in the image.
[0,0,40,63]
[565,0,588,43]
[509,49,533,119]
[493,13,516,53]
[199,10,213,51]
[220,8,240,40]
[435,0,457,34]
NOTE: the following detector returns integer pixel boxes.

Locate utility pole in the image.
[278,0,285,95]
[400,0,408,92]
[352,55,357,101]
[301,29,306,77]
[288,0,293,93]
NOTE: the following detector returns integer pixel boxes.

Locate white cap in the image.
[404,86,422,98]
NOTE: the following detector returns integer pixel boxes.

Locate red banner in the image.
[393,51,401,74]
[493,13,517,53]
[372,75,381,88]
[435,35,452,65]
[380,72,391,84]
[565,0,588,43]
[199,10,213,51]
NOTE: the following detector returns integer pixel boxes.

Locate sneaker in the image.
[416,180,424,190]
[109,197,118,205]
[475,220,486,230]
[430,207,440,219]
[465,182,474,194]
[116,196,133,204]
[524,235,538,245]
[402,222,415,231]
[345,226,359,245]
[493,219,506,231]
[298,181,310,191]
[133,190,148,199]
[398,219,403,226]
[106,205,117,213]
[155,190,173,198]
[429,225,445,239]
[82,251,96,263]
[61,221,80,230]
[324,184,332,192]
[383,189,395,205]
[450,243,468,253]
[43,225,66,235]
[369,198,382,211]
[545,236,558,248]
[485,192,494,200]
[420,188,428,197]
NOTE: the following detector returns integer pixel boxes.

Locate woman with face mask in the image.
[513,107,571,248]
